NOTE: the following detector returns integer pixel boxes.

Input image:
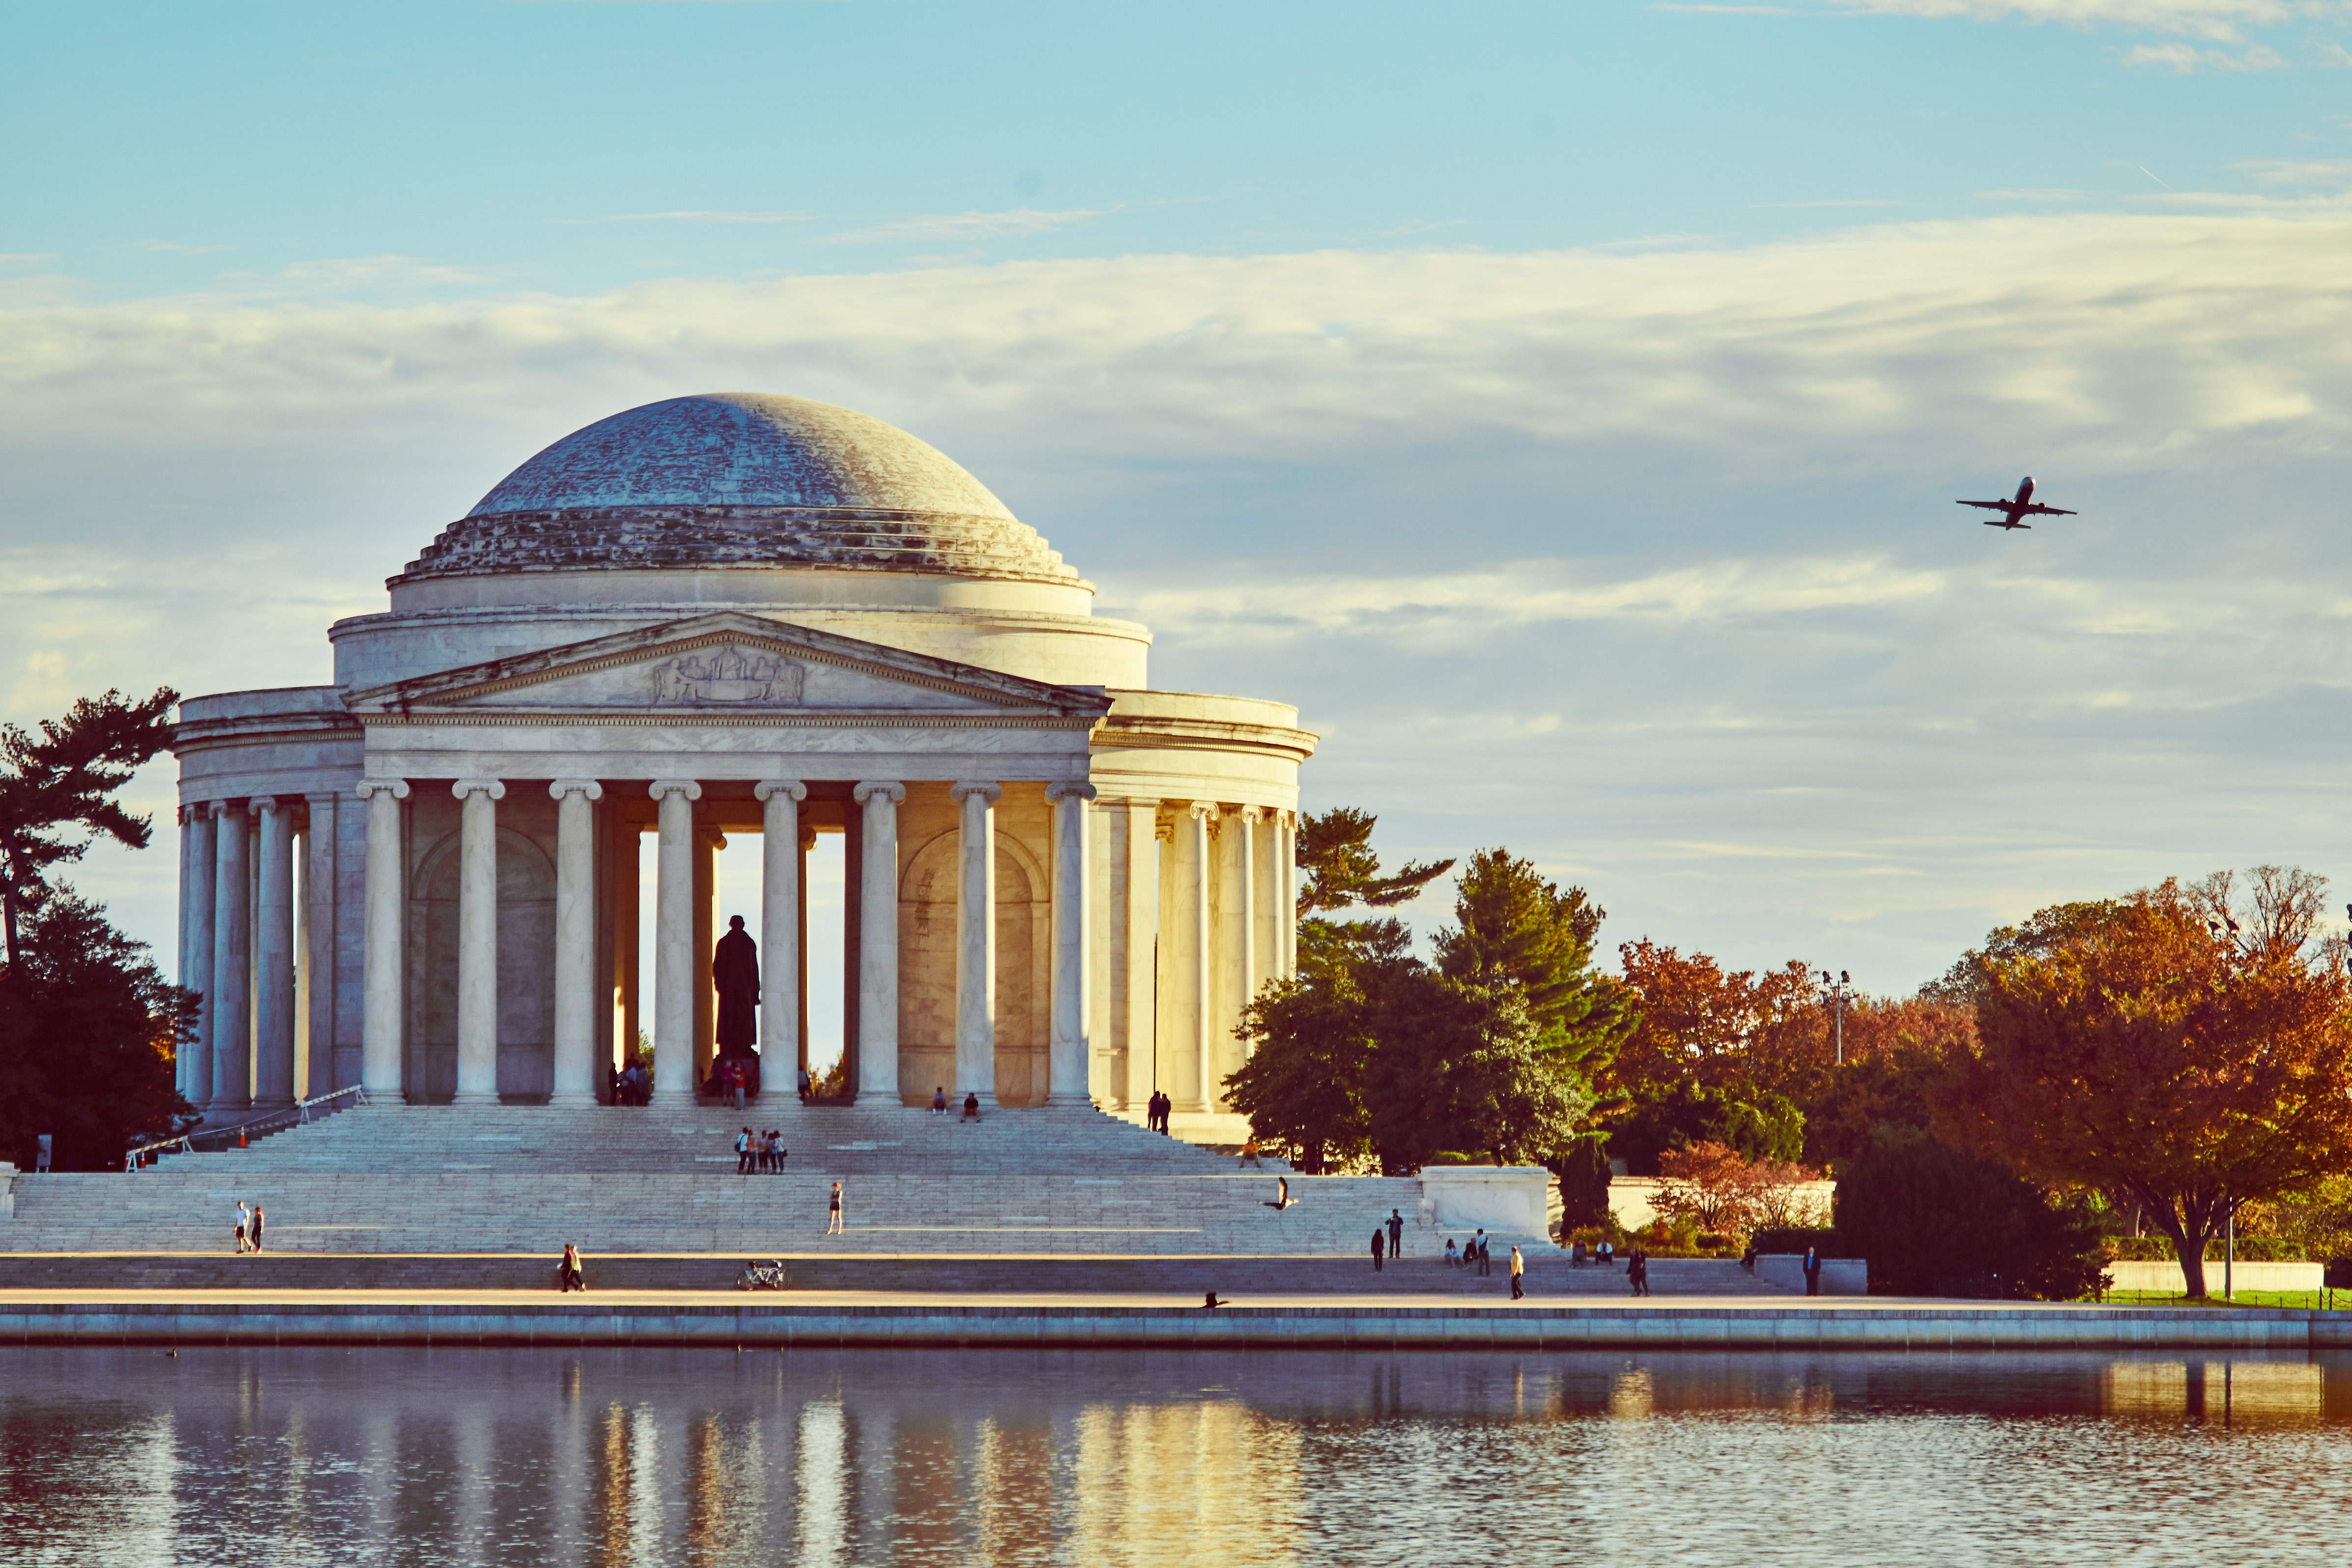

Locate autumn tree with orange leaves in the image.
[1938,868,2352,1298]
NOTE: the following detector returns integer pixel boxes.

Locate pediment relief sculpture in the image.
[650,647,805,705]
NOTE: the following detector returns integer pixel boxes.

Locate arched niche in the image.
[404,823,558,1103]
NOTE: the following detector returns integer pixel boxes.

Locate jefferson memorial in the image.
[170,394,1314,1121]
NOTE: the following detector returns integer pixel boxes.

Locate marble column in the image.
[253,796,298,1111]
[174,807,195,1103]
[649,780,701,1107]
[1046,782,1096,1106]
[852,781,904,1103]
[1276,810,1298,979]
[1172,802,1215,1113]
[950,781,999,1106]
[693,825,722,1088]
[208,802,253,1113]
[754,780,806,1086]
[549,780,603,1107]
[305,792,340,1097]
[1232,805,1260,1039]
[358,780,409,1102]
[452,778,505,1106]
[182,804,218,1108]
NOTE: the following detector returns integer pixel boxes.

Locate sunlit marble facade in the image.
[170,395,1315,1120]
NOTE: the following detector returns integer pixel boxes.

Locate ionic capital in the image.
[247,795,284,819]
[950,781,1003,806]
[1045,781,1099,805]
[753,779,808,804]
[648,779,703,804]
[355,779,411,802]
[452,778,506,803]
[853,780,906,806]
[548,779,604,803]
[1238,803,1265,824]
[1187,800,1220,824]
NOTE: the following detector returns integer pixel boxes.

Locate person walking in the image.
[736,1127,753,1175]
[250,1204,266,1255]
[1387,1209,1405,1260]
[1803,1246,1822,1297]
[234,1200,251,1255]
[1474,1230,1490,1276]
[1509,1245,1526,1300]
[1371,1228,1385,1272]
[826,1182,844,1235]
[34,1133,52,1174]
[1628,1247,1650,1298]
[557,1243,587,1292]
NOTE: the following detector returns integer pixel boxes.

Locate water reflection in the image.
[4,1347,2352,1566]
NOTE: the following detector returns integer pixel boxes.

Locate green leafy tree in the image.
[1365,973,1592,1172]
[1835,1126,2107,1300]
[1223,973,1376,1174]
[0,688,178,966]
[1607,1078,1804,1176]
[1433,849,1632,1080]
[0,882,196,1170]
[1293,808,1452,985]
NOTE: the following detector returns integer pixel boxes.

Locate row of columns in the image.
[1158,801,1297,1113]
[347,776,1099,1110]
[175,794,341,1116]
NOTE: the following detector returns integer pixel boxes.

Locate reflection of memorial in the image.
[170,394,1314,1120]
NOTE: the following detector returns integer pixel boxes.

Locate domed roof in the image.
[393,393,1081,589]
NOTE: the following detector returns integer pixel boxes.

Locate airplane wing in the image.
[1955,500,2007,510]
[2020,504,2075,516]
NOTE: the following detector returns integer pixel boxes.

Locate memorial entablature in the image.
[170,393,1314,1125]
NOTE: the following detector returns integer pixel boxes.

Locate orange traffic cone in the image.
[238,1129,247,1148]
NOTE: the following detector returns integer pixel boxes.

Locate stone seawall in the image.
[2,1300,2344,1351]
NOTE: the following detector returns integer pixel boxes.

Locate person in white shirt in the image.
[235,1201,252,1255]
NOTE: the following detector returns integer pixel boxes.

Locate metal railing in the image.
[125,1084,369,1172]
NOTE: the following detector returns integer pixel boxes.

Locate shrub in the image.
[1608,1080,1804,1175]
[1835,1126,2106,1300]
[1651,1141,1822,1238]
[1751,1227,1845,1257]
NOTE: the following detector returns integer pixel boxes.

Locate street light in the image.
[1819,969,1852,1066]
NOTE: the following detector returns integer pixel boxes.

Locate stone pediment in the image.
[344,612,1112,720]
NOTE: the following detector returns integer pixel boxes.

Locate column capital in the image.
[205,799,233,819]
[753,779,808,803]
[853,780,906,806]
[355,779,410,802]
[1045,781,1099,804]
[648,779,703,803]
[949,781,1003,806]
[452,778,506,802]
[1187,800,1220,824]
[247,795,281,818]
[548,778,604,802]
[1236,803,1265,823]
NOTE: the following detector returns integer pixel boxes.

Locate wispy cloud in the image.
[2122,39,2288,65]
[548,210,813,225]
[822,206,1123,244]
[1831,0,2349,44]
[2235,158,2352,187]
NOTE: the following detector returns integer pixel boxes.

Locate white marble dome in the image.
[393,393,1081,590]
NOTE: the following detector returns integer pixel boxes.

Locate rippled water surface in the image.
[3,1346,2351,1566]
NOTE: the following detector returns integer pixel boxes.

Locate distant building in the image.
[170,393,1311,1125]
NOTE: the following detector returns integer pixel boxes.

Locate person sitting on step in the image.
[932,1086,948,1116]
[962,1092,981,1121]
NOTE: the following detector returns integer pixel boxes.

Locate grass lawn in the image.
[2098,1288,2348,1311]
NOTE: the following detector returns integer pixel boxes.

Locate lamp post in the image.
[1819,969,1852,1067]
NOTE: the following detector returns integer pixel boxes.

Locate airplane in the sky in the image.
[1957,476,2075,530]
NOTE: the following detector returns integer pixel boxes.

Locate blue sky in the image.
[6,0,2352,1000]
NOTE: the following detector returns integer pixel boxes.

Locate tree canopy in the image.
[1433,849,1630,1079]
[1938,872,2352,1296]
[0,688,178,966]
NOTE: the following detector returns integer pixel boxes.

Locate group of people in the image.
[1140,1090,1174,1133]
[709,1058,756,1109]
[232,1200,265,1254]
[1428,1228,1529,1297]
[556,1243,587,1292]
[611,1061,652,1105]
[735,1128,788,1173]
[928,1088,983,1120]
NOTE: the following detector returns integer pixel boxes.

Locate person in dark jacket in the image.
[1371,1229,1385,1271]
[1803,1246,1822,1297]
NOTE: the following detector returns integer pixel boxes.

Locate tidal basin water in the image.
[5,1346,2352,1566]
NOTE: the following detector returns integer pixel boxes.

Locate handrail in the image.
[125,1084,369,1171]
